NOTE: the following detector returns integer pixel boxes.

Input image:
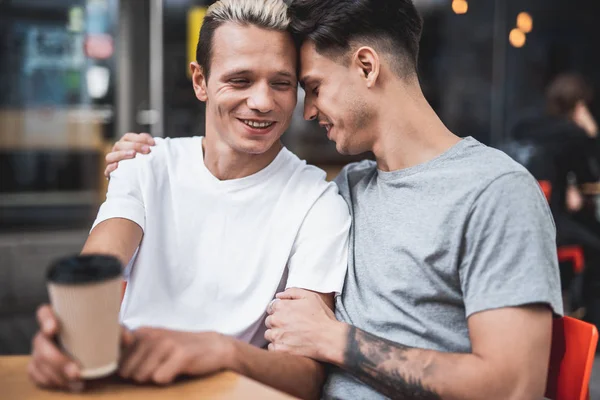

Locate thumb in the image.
[37,304,59,336]
[276,287,307,300]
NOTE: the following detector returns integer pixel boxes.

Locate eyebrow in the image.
[222,69,295,79]
[222,69,252,78]
[299,76,316,90]
[274,71,295,78]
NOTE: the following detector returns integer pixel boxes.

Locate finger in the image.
[121,132,155,146]
[276,288,308,300]
[152,352,186,385]
[266,299,280,315]
[132,345,170,382]
[104,163,118,178]
[121,132,143,143]
[267,342,289,353]
[265,315,274,329]
[264,329,273,343]
[36,360,69,388]
[32,331,79,381]
[28,361,52,388]
[112,141,151,154]
[36,305,58,336]
[119,337,153,379]
[105,149,135,164]
[271,344,289,353]
[138,133,156,145]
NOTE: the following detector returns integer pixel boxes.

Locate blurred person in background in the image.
[27,1,351,398]
[504,73,600,335]
[110,0,562,398]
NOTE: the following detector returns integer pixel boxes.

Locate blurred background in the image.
[1,0,599,395]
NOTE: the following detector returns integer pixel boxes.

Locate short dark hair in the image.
[546,73,593,117]
[195,0,290,80]
[287,0,423,77]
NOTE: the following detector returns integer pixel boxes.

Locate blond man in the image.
[28,1,350,398]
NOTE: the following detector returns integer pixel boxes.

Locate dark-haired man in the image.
[266,1,561,399]
[106,0,562,399]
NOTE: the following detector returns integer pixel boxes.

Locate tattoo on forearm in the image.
[343,327,441,400]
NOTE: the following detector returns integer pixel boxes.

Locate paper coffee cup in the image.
[47,254,123,379]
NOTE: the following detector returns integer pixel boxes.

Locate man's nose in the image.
[303,98,318,121]
[247,83,275,113]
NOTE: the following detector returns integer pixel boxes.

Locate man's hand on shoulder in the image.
[105,133,156,178]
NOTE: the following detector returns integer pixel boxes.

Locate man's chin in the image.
[334,140,353,156]
[236,137,281,155]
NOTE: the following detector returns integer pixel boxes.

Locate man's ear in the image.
[353,47,380,88]
[190,62,208,102]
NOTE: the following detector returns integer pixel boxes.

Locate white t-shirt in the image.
[92,137,350,347]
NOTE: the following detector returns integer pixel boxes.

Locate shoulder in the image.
[459,141,545,202]
[279,149,350,221]
[144,136,201,164]
[338,159,377,180]
[454,138,536,189]
[279,148,334,193]
[333,159,377,194]
[468,166,552,230]
[114,136,201,176]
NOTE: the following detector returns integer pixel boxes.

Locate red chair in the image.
[558,246,585,274]
[539,180,553,202]
[545,316,598,400]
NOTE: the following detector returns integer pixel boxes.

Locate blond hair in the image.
[196,0,291,79]
[207,0,289,30]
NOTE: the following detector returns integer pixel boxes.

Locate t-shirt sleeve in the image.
[91,157,146,232]
[285,183,351,295]
[460,171,563,317]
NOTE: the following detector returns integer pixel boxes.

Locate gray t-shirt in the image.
[324,137,563,399]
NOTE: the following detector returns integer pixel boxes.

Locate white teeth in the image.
[243,120,274,128]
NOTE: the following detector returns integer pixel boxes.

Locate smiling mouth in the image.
[320,123,333,133]
[240,119,275,129]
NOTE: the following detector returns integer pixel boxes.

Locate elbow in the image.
[495,376,546,400]
[484,388,543,400]
[504,388,545,400]
[478,368,546,400]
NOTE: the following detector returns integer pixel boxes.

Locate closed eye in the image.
[272,81,294,90]
[230,79,250,86]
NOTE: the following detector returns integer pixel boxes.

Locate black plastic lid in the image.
[47,254,122,285]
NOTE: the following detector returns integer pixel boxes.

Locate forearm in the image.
[81,218,142,267]
[324,325,542,400]
[228,339,325,400]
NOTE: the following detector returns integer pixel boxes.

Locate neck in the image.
[202,134,282,181]
[371,79,460,172]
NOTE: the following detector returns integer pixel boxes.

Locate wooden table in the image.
[0,356,296,399]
